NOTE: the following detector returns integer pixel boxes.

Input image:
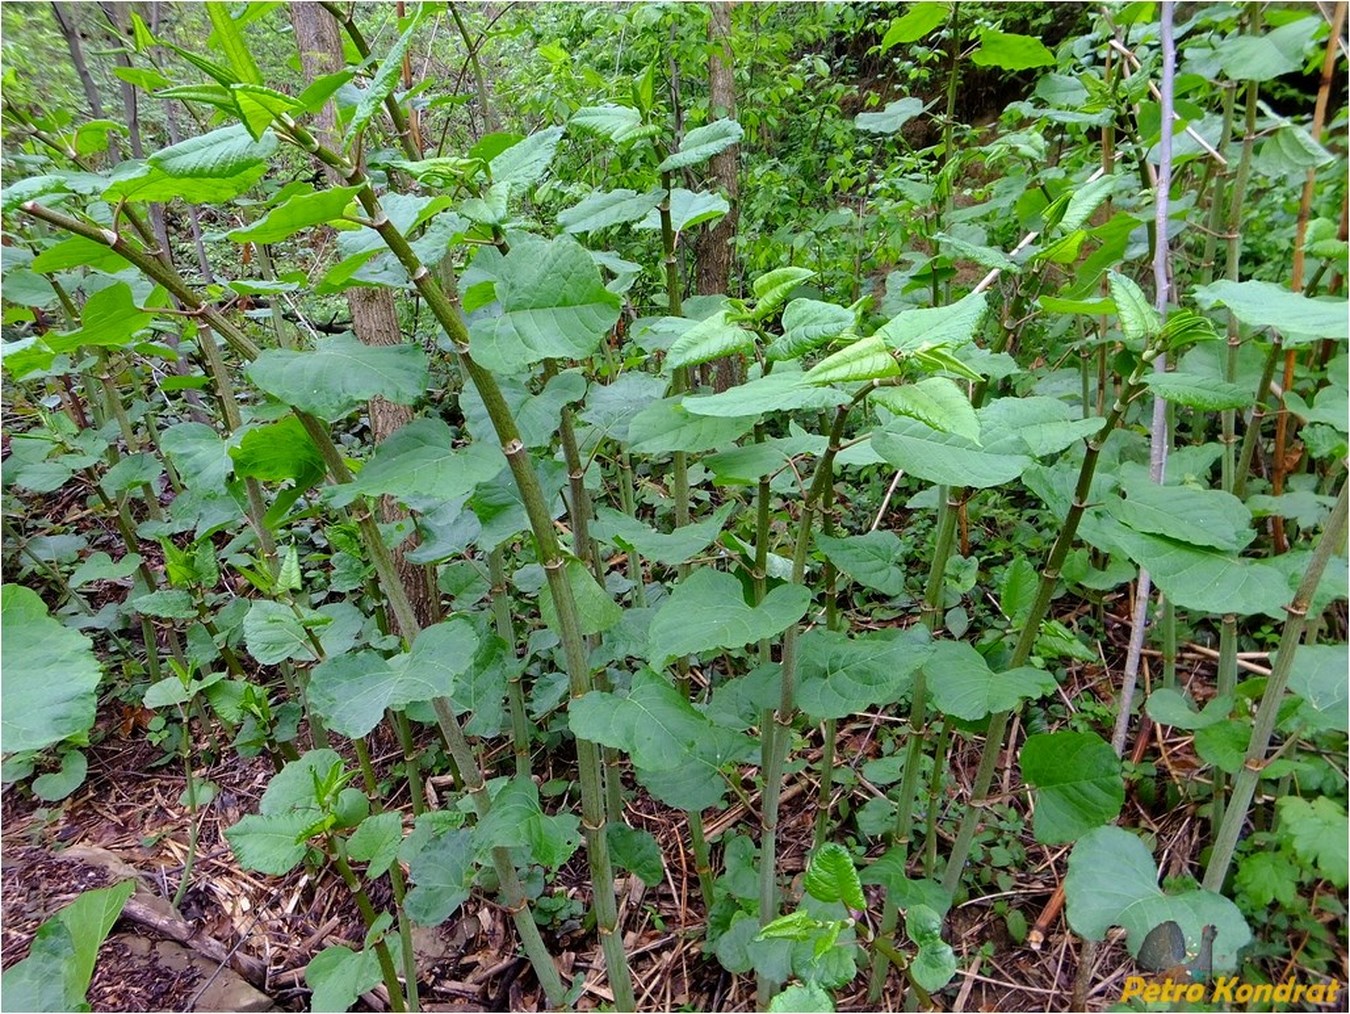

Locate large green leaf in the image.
[1216,16,1322,82]
[1276,797,1348,888]
[558,188,664,233]
[881,5,947,49]
[648,568,811,665]
[970,30,1055,70]
[684,368,852,419]
[328,419,502,508]
[461,369,588,448]
[803,843,866,910]
[924,641,1056,721]
[1143,372,1253,411]
[489,126,565,188]
[1108,468,1253,552]
[101,160,268,203]
[31,235,131,274]
[161,422,231,488]
[230,416,325,486]
[796,627,931,720]
[1108,270,1157,343]
[626,396,757,453]
[309,619,479,738]
[815,530,906,596]
[1020,731,1124,844]
[569,667,754,774]
[205,3,262,85]
[468,236,621,373]
[148,123,276,177]
[656,118,743,172]
[570,104,649,143]
[404,827,475,925]
[1,585,102,753]
[1066,826,1251,970]
[870,376,980,443]
[854,98,925,134]
[592,502,735,566]
[345,6,425,146]
[1194,279,1347,343]
[751,267,816,321]
[228,186,362,244]
[873,416,1030,488]
[1107,522,1290,617]
[766,299,856,361]
[805,335,899,384]
[243,600,317,665]
[875,290,988,353]
[539,558,622,636]
[637,188,731,233]
[247,334,427,421]
[306,945,381,1014]
[666,310,755,371]
[472,777,580,868]
[1288,643,1349,732]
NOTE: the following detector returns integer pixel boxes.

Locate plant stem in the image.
[1202,481,1348,891]
[330,840,409,1012]
[488,547,534,780]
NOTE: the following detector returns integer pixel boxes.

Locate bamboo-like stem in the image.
[330,841,409,1012]
[688,808,716,912]
[757,404,851,1006]
[941,352,1158,895]
[1203,481,1348,891]
[279,121,632,1008]
[488,547,534,780]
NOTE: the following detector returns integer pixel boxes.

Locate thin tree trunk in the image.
[290,1,437,634]
[695,2,741,391]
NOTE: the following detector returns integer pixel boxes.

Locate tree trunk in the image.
[290,2,438,634]
[695,2,742,391]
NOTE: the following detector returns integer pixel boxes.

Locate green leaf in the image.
[636,188,731,233]
[468,236,621,373]
[129,588,197,619]
[766,298,856,361]
[1108,467,1253,552]
[768,983,834,1012]
[815,530,906,596]
[906,904,957,992]
[1217,16,1322,82]
[231,415,325,486]
[345,7,425,146]
[472,777,581,868]
[667,310,755,371]
[31,235,131,274]
[796,627,931,721]
[924,641,1056,721]
[626,396,756,453]
[1065,826,1251,971]
[873,416,1030,489]
[161,422,231,488]
[347,811,404,880]
[870,376,980,443]
[592,503,735,566]
[881,5,947,49]
[149,123,276,177]
[1107,522,1290,618]
[647,568,811,665]
[40,284,152,364]
[875,290,988,353]
[558,188,664,233]
[540,558,622,636]
[570,668,753,775]
[1276,796,1348,888]
[854,97,925,134]
[1,585,101,753]
[205,4,263,86]
[1108,270,1158,343]
[1143,372,1253,411]
[228,186,361,244]
[247,334,428,422]
[231,84,302,140]
[1020,732,1124,844]
[684,368,852,419]
[569,104,647,143]
[1194,279,1347,343]
[100,452,162,495]
[803,843,866,910]
[751,266,816,321]
[970,30,1055,70]
[31,749,88,802]
[607,824,664,886]
[310,619,479,738]
[404,827,475,925]
[489,126,565,187]
[101,159,268,203]
[1288,644,1348,732]
[1145,688,1234,731]
[805,334,899,384]
[225,810,317,875]
[657,118,743,172]
[328,419,501,508]
[69,551,142,589]
[244,600,316,665]
[306,945,381,1014]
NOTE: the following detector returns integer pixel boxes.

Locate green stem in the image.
[488,547,534,780]
[1202,481,1348,891]
[330,841,408,1012]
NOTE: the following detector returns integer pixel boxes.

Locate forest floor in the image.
[2,598,1255,1013]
